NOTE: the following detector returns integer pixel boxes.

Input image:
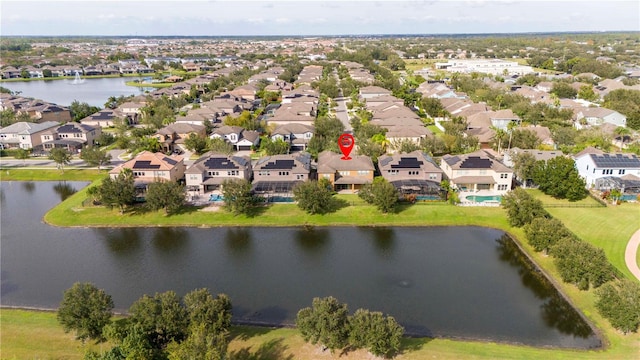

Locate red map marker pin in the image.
[338,133,355,160]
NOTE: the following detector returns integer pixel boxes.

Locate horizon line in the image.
[4,30,639,38]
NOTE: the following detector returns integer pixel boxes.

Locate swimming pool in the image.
[209,194,224,202]
[465,195,502,203]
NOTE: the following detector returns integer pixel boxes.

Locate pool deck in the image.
[459,190,503,207]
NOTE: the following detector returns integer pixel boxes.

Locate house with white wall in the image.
[574,147,640,187]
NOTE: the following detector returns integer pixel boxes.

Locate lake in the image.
[0,181,601,348]
[1,77,154,107]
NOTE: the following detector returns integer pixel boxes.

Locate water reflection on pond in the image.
[0,181,601,348]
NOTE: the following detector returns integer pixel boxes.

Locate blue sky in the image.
[2,0,639,36]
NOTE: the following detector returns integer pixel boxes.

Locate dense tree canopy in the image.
[551,236,616,290]
[358,177,399,213]
[221,179,256,216]
[349,309,404,358]
[596,279,640,333]
[296,296,350,352]
[145,181,186,214]
[293,179,334,215]
[129,291,189,349]
[98,169,136,213]
[80,147,111,169]
[532,157,587,201]
[57,282,114,342]
[501,188,547,227]
[524,217,572,253]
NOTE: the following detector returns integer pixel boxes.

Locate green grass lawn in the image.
[0,168,106,181]
[2,308,639,360]
[0,309,109,360]
[528,189,640,279]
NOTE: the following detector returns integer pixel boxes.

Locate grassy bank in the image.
[2,308,639,360]
[0,168,106,181]
[527,189,640,279]
[125,81,174,88]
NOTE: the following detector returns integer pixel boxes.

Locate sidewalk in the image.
[625,229,640,282]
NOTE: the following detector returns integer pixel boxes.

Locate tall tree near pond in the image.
[296,296,350,353]
[501,188,547,227]
[98,168,136,214]
[551,236,616,291]
[221,179,256,216]
[80,146,111,170]
[511,151,537,188]
[293,179,334,215]
[48,147,72,173]
[524,217,571,254]
[358,177,399,213]
[57,282,114,342]
[349,308,404,358]
[145,181,186,215]
[128,291,189,350]
[596,279,640,334]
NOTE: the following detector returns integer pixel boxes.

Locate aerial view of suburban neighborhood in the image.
[1,1,639,359]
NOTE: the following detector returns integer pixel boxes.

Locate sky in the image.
[1,0,639,37]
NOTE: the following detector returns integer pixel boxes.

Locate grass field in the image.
[2,170,640,359]
[0,168,106,181]
[528,189,640,279]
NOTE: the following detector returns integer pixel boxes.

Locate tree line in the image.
[501,188,640,333]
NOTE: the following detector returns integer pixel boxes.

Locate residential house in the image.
[227,84,258,101]
[574,147,640,188]
[267,102,316,127]
[252,153,312,195]
[0,121,59,150]
[185,152,252,193]
[440,150,513,194]
[378,151,443,196]
[317,151,374,192]
[210,125,260,151]
[40,122,101,154]
[80,109,127,128]
[576,107,627,128]
[503,147,564,186]
[109,151,186,193]
[270,123,314,151]
[359,85,392,100]
[153,122,206,153]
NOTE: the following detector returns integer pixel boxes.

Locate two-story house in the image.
[574,147,640,188]
[440,150,513,195]
[0,121,60,150]
[109,151,186,191]
[185,152,252,193]
[378,151,444,196]
[153,123,206,153]
[252,153,312,195]
[271,123,314,151]
[210,125,260,151]
[317,151,375,192]
[40,122,101,153]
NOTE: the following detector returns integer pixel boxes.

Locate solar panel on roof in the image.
[204,157,239,169]
[163,157,178,165]
[591,154,640,168]
[392,157,423,169]
[460,157,492,169]
[262,160,295,170]
[132,160,161,169]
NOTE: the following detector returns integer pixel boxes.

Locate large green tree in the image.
[524,217,571,253]
[98,169,136,214]
[221,179,255,215]
[550,82,578,99]
[48,147,72,172]
[596,279,640,334]
[296,296,350,353]
[511,151,537,187]
[80,146,112,170]
[293,179,334,215]
[349,309,404,358]
[14,147,30,166]
[551,237,616,290]
[57,282,114,342]
[145,181,186,214]
[183,133,209,155]
[128,291,189,349]
[501,188,547,227]
[532,156,587,201]
[183,288,232,334]
[358,177,399,213]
